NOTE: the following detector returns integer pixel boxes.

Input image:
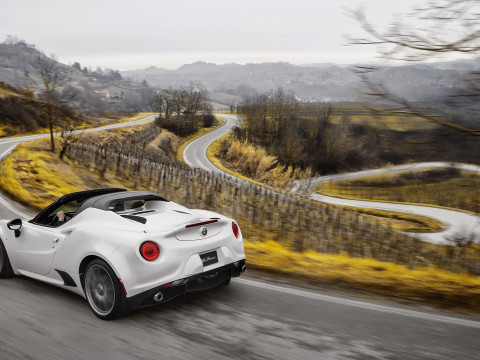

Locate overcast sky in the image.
[1,0,424,70]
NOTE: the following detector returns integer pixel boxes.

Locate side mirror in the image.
[7,219,22,237]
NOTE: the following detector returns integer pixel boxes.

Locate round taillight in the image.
[140,241,160,261]
[232,222,239,238]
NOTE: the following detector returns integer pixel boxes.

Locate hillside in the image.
[121,60,473,105]
[1,39,475,109]
[0,41,152,114]
[0,81,59,136]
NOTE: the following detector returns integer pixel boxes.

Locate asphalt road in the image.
[184,113,242,175]
[1,114,480,359]
[1,271,480,360]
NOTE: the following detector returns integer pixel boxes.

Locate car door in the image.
[9,222,63,275]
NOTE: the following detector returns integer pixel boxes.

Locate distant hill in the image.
[1,39,477,109]
[122,59,478,105]
[0,41,152,114]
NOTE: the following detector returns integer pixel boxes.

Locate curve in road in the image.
[184,113,242,175]
[185,114,480,245]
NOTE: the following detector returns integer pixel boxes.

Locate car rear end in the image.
[109,210,246,309]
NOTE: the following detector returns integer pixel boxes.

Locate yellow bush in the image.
[222,138,311,188]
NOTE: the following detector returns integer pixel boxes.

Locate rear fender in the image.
[51,209,144,277]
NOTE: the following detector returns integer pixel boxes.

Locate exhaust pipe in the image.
[241,265,247,273]
[153,292,164,302]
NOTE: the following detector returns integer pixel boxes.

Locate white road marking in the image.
[237,278,480,329]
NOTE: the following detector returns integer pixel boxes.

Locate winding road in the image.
[0,114,479,359]
[185,114,480,245]
[184,113,242,175]
[309,164,480,244]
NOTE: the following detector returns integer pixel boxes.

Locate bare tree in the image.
[152,84,209,119]
[57,118,84,160]
[347,0,480,136]
[181,81,209,115]
[151,87,176,120]
[32,53,69,151]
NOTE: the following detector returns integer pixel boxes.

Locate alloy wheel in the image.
[84,264,116,316]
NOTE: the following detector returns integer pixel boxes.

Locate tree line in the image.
[236,88,384,174]
[151,82,214,136]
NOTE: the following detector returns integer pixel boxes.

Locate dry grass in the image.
[0,139,92,209]
[75,122,153,145]
[217,137,313,188]
[331,106,438,131]
[0,112,154,139]
[0,88,20,98]
[331,114,437,131]
[246,241,480,312]
[350,207,444,233]
[83,112,155,129]
[0,125,51,138]
[315,167,480,214]
[206,133,264,184]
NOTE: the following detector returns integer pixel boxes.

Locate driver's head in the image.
[131,201,144,210]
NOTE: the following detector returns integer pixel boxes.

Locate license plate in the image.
[200,250,218,266]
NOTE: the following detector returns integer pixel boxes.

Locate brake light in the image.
[232,222,239,238]
[186,219,218,228]
[140,241,160,261]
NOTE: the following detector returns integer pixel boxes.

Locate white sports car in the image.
[0,189,246,319]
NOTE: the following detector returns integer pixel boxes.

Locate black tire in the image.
[0,238,14,278]
[83,259,129,320]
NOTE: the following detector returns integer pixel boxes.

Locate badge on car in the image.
[201,227,208,236]
[200,250,218,266]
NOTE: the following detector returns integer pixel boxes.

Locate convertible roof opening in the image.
[76,191,169,214]
[29,189,169,226]
[30,188,127,225]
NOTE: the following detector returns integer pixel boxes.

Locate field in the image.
[314,167,480,214]
[331,106,438,131]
